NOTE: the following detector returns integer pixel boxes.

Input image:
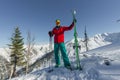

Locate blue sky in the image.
[0,0,120,47]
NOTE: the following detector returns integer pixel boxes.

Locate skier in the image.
[48,19,76,69]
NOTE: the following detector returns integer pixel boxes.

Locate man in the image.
[48,19,76,69]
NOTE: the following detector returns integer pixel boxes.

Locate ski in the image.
[72,10,82,70]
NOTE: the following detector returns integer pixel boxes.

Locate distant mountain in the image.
[66,32,120,52]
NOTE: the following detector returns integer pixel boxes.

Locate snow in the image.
[28,44,52,65]
[0,48,10,62]
[1,32,120,80]
[11,55,120,80]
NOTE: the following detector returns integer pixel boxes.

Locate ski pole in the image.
[49,36,52,51]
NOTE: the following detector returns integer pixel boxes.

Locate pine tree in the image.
[84,26,89,51]
[8,27,26,77]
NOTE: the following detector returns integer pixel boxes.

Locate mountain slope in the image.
[1,32,120,63]
[11,49,120,80]
[10,32,120,80]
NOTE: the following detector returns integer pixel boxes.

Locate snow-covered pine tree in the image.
[8,27,26,77]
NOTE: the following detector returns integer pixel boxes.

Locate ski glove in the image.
[48,31,53,37]
[73,18,77,23]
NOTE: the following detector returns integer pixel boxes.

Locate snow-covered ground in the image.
[10,50,120,80]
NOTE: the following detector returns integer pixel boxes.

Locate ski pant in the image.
[54,42,70,66]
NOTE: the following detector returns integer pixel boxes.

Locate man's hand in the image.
[73,18,77,23]
[48,31,53,37]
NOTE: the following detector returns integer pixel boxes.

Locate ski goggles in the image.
[56,20,60,25]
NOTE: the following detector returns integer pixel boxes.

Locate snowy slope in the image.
[11,46,120,80]
[65,33,112,52]
[10,32,120,80]
[0,44,53,80]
